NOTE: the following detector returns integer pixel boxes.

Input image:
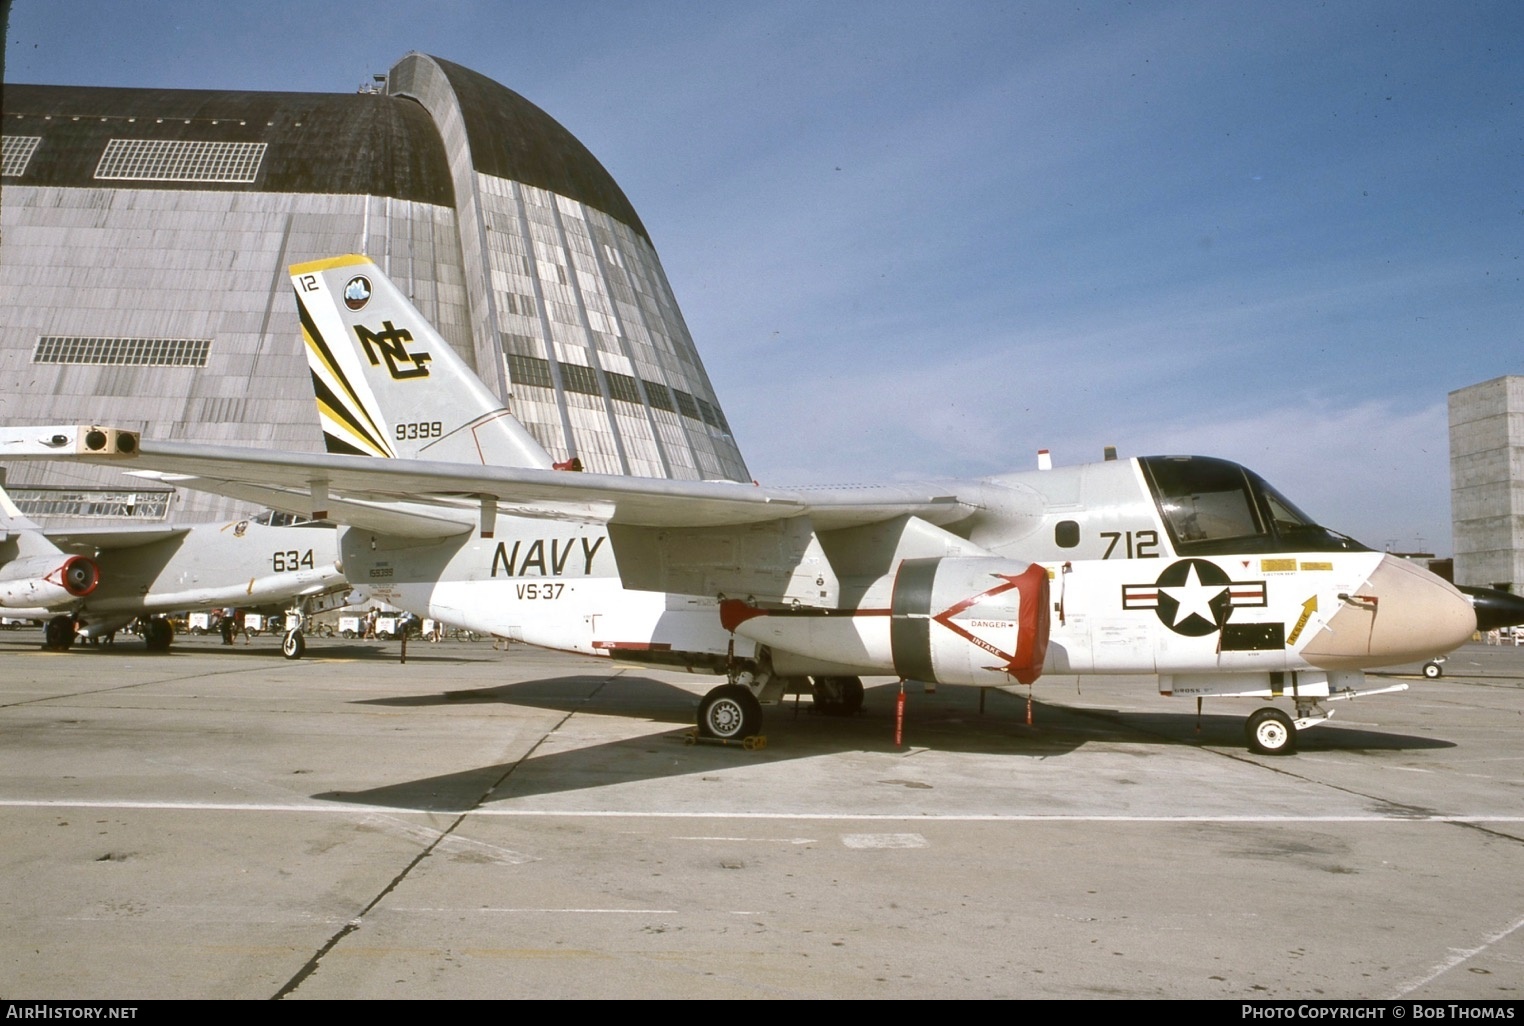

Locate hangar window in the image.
[33,336,210,367]
[9,487,172,520]
[709,403,732,433]
[95,139,266,183]
[558,362,601,396]
[504,352,553,389]
[673,390,700,421]
[643,381,675,412]
[2,135,41,177]
[605,371,642,404]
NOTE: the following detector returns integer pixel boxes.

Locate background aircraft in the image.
[0,472,348,654]
[0,256,1486,753]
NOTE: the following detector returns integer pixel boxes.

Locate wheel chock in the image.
[682,729,766,751]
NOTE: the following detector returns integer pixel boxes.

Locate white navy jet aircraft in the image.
[0,467,346,654]
[0,255,1491,753]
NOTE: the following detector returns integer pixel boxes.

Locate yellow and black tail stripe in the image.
[298,293,395,458]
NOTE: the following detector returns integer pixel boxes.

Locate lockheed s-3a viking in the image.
[0,255,1485,754]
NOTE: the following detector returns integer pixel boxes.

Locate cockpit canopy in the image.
[251,509,334,529]
[1139,455,1368,556]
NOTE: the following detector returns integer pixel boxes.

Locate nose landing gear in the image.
[280,601,312,660]
[1246,707,1297,755]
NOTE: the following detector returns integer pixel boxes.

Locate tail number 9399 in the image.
[396,421,443,441]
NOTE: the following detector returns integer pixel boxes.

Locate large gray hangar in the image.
[1,53,746,524]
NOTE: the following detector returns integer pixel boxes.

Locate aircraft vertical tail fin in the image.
[290,255,554,469]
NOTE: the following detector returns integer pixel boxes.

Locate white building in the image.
[1448,375,1524,591]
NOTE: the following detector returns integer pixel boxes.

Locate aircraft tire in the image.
[1245,707,1296,755]
[142,618,174,653]
[1422,661,1443,679]
[282,630,305,660]
[44,615,75,651]
[698,684,762,740]
[810,675,865,716]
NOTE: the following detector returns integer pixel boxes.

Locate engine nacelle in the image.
[724,557,1050,686]
[890,557,1050,686]
[0,553,101,609]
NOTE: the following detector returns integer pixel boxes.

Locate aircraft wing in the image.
[0,431,976,535]
[45,525,191,552]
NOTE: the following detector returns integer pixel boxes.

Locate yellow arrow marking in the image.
[1286,596,1318,645]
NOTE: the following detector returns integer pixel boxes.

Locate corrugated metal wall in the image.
[0,54,748,530]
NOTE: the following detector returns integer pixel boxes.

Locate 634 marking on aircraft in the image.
[0,475,348,654]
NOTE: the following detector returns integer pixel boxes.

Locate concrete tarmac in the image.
[1,627,1521,1000]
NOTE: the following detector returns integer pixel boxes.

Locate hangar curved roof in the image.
[421,56,648,240]
[4,67,648,239]
[3,83,455,205]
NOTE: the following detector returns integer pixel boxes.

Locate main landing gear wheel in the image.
[44,615,76,651]
[698,684,762,741]
[1246,707,1297,755]
[1422,661,1443,679]
[142,617,173,653]
[282,630,306,660]
[810,675,865,717]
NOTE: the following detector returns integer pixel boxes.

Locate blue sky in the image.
[5,1,1521,555]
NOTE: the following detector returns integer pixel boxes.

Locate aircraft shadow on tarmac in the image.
[4,635,449,661]
[315,675,1454,812]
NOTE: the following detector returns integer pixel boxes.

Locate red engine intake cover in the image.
[53,555,101,597]
[890,557,1050,686]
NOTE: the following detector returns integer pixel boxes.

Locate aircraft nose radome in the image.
[1301,555,1477,670]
